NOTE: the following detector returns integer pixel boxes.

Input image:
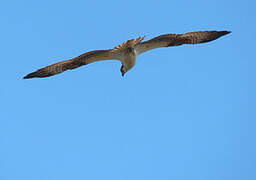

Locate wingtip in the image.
[23,72,37,79]
[220,30,231,35]
[23,75,32,79]
[23,75,30,79]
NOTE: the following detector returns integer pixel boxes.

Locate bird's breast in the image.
[122,49,137,69]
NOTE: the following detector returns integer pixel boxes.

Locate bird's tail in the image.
[112,36,145,52]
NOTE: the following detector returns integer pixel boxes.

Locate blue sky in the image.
[0,0,254,180]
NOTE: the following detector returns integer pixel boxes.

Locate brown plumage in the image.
[23,50,118,79]
[23,30,230,79]
[135,31,231,54]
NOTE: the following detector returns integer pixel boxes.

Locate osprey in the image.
[23,30,231,79]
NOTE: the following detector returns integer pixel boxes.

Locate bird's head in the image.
[120,65,127,77]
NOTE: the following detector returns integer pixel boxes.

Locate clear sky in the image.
[0,0,254,180]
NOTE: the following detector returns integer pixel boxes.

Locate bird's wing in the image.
[135,31,231,54]
[23,49,121,79]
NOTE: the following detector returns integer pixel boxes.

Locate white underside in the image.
[120,48,138,71]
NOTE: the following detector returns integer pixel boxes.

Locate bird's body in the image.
[120,47,138,76]
[23,30,231,79]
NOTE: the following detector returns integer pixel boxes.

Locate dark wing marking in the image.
[23,49,121,79]
[135,31,231,54]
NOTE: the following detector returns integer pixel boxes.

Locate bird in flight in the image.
[23,30,230,79]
